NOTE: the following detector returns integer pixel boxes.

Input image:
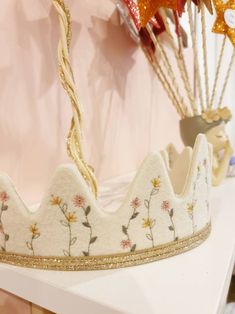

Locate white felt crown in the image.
[0,135,212,270]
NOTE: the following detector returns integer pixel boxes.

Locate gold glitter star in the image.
[212,0,235,47]
[137,0,182,27]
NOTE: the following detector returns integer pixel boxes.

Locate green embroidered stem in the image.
[121,199,140,252]
[125,214,134,251]
[68,222,72,256]
[83,207,92,255]
[0,200,9,252]
[56,201,77,257]
[0,203,5,251]
[169,214,176,241]
[144,188,159,248]
[26,223,40,256]
[148,190,155,248]
[59,203,71,256]
[81,206,97,256]
[192,214,196,234]
[30,235,35,256]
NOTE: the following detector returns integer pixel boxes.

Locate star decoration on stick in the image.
[212,0,235,47]
[182,0,213,14]
[122,0,142,30]
[200,0,213,13]
[137,0,183,27]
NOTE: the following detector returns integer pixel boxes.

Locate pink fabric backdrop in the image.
[0,0,187,312]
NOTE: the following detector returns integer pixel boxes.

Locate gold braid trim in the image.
[52,0,98,197]
[0,223,211,271]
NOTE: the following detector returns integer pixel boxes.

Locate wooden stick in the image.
[187,0,204,112]
[161,9,195,116]
[218,51,235,107]
[142,47,185,118]
[146,24,187,116]
[200,3,210,107]
[209,35,226,108]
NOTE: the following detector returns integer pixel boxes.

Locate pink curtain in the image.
[0,0,186,312]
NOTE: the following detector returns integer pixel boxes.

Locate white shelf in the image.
[1,178,235,314]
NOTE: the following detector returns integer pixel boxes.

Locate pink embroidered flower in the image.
[130,197,141,209]
[161,200,170,211]
[120,239,131,249]
[73,195,85,208]
[0,191,9,203]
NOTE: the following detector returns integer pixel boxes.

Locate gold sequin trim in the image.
[0,223,211,271]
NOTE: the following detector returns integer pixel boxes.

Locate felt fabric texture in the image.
[0,135,211,258]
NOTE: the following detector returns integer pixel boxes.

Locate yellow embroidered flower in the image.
[30,223,40,237]
[187,203,194,215]
[151,177,161,189]
[142,218,154,228]
[65,212,77,223]
[50,195,62,206]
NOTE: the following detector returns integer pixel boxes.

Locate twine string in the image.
[142,46,185,118]
[187,0,204,112]
[53,0,98,197]
[209,35,226,108]
[146,24,187,116]
[218,50,235,107]
[161,9,196,116]
[200,2,210,107]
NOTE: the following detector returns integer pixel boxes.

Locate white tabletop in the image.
[1,178,235,314]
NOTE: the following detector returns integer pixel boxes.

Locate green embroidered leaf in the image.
[131,244,136,252]
[170,208,174,217]
[131,212,139,220]
[85,206,91,216]
[82,251,89,256]
[168,226,174,231]
[70,237,77,246]
[122,225,128,235]
[146,234,152,240]
[90,236,97,244]
[82,222,91,228]
[152,219,156,227]
[33,234,40,240]
[62,203,68,212]
[63,250,70,257]
[4,234,9,241]
[175,237,179,241]
[151,189,159,195]
[144,200,149,208]
[1,246,5,252]
[60,220,69,227]
[26,241,32,250]
[2,205,8,211]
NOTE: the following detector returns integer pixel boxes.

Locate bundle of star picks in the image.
[117,0,235,185]
[118,0,235,120]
